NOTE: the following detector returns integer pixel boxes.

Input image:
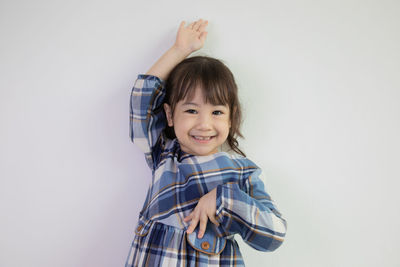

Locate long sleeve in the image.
[215,168,287,252]
[129,74,167,170]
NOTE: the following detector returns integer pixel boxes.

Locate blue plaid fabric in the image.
[125,75,287,266]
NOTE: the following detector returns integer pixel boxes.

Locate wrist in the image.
[170,44,192,59]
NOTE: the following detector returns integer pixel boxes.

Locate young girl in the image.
[125,19,287,267]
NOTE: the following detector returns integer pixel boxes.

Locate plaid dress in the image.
[125,75,287,266]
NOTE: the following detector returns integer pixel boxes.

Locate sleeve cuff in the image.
[215,184,224,223]
[137,74,165,84]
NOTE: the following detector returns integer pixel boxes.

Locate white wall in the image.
[1,0,399,266]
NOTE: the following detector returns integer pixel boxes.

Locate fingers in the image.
[183,212,192,222]
[209,215,220,227]
[184,211,207,239]
[197,20,208,32]
[187,19,208,31]
[192,19,203,31]
[186,213,199,234]
[184,187,217,238]
[184,213,219,239]
[197,214,208,238]
[188,21,196,29]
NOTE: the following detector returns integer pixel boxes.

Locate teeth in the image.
[193,136,211,140]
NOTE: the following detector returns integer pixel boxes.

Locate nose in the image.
[196,113,213,131]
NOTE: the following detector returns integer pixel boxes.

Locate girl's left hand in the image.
[183,187,220,239]
[174,19,209,55]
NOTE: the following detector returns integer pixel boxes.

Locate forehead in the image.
[183,86,205,101]
[179,86,228,107]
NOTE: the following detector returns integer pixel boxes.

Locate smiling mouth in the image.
[191,135,215,142]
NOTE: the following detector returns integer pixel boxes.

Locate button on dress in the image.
[125,75,287,266]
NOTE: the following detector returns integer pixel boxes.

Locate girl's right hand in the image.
[174,19,208,55]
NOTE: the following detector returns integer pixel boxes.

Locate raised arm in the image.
[130,19,209,170]
[146,19,209,80]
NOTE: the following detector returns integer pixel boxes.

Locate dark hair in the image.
[164,56,246,157]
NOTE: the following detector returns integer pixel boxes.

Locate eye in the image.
[185,109,197,114]
[213,110,224,115]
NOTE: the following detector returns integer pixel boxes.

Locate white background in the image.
[1,0,399,266]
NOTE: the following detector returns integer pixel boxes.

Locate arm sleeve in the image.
[129,74,167,170]
[215,168,287,252]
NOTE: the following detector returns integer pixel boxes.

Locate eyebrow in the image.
[182,102,227,108]
[182,102,199,106]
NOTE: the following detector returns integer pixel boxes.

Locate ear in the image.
[164,103,174,127]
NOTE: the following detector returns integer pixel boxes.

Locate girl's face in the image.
[164,86,231,156]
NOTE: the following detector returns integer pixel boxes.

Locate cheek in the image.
[217,120,231,131]
[173,116,191,131]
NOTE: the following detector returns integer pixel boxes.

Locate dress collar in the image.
[173,138,191,162]
[172,138,229,162]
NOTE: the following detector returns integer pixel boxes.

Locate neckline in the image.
[173,138,230,162]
